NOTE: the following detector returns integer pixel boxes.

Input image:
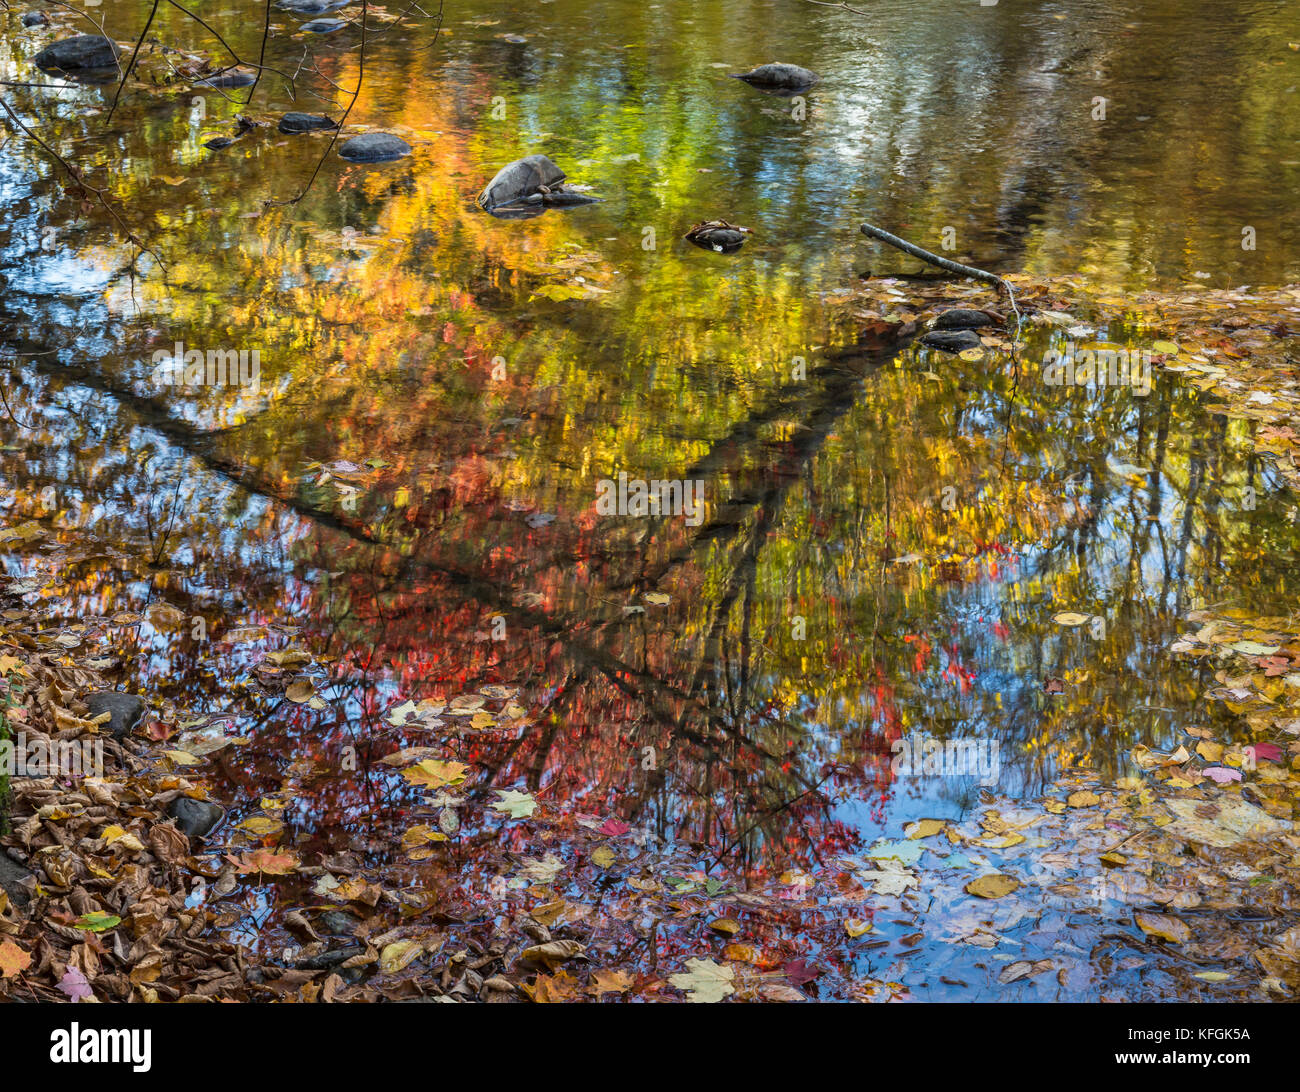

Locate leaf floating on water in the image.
[490,789,538,818]
[844,918,874,938]
[589,969,634,996]
[965,874,1020,899]
[1067,790,1101,808]
[285,678,315,703]
[73,911,121,932]
[400,759,468,789]
[517,853,565,884]
[1135,911,1191,944]
[226,849,299,876]
[1053,612,1090,626]
[668,957,735,1003]
[904,819,946,840]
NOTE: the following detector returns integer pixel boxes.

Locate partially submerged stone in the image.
[279,111,338,134]
[301,18,348,33]
[278,0,351,14]
[0,852,35,911]
[932,308,998,330]
[194,69,257,89]
[730,62,819,92]
[477,154,599,219]
[167,796,226,840]
[685,219,752,254]
[919,329,983,353]
[85,690,146,740]
[33,35,120,72]
[22,11,49,28]
[338,132,411,163]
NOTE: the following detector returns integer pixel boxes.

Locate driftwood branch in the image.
[859,221,1021,326]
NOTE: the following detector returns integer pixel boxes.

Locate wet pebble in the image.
[194,69,257,89]
[84,690,146,739]
[339,132,412,163]
[301,18,348,33]
[279,112,338,134]
[919,329,984,353]
[33,35,120,72]
[931,308,997,330]
[730,62,819,91]
[22,11,49,28]
[166,796,226,839]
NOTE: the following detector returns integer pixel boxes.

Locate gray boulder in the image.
[920,329,983,353]
[477,154,566,213]
[85,691,146,740]
[278,0,351,14]
[301,18,347,33]
[279,112,338,134]
[166,796,225,839]
[33,35,120,72]
[194,70,256,89]
[22,12,49,28]
[0,852,35,911]
[932,308,997,330]
[730,63,819,92]
[339,132,411,163]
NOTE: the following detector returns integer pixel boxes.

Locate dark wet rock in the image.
[339,132,411,163]
[0,851,35,911]
[194,69,256,89]
[477,154,600,219]
[685,219,752,254]
[204,136,237,150]
[317,910,356,936]
[84,690,146,740]
[22,11,49,28]
[293,945,365,971]
[278,0,351,16]
[730,62,819,92]
[301,18,347,33]
[278,112,338,134]
[33,35,120,72]
[477,153,565,212]
[919,329,983,353]
[166,796,226,839]
[932,308,998,330]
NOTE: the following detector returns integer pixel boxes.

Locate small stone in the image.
[317,910,356,936]
[300,18,347,33]
[294,945,364,970]
[0,852,35,911]
[730,62,819,92]
[919,329,983,353]
[22,12,49,28]
[932,308,996,330]
[84,691,146,739]
[338,132,411,163]
[278,0,351,14]
[477,154,566,212]
[278,112,338,134]
[33,35,120,72]
[166,796,226,839]
[194,70,256,89]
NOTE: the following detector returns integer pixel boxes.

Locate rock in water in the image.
[919,329,983,353]
[932,308,998,330]
[84,691,146,740]
[167,797,226,839]
[194,69,256,89]
[0,852,36,911]
[477,154,567,212]
[338,132,411,163]
[301,18,347,33]
[685,219,752,253]
[279,112,338,134]
[21,11,49,28]
[730,62,819,91]
[277,0,351,14]
[33,35,120,72]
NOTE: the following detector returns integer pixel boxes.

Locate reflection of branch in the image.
[0,94,165,272]
[107,0,161,124]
